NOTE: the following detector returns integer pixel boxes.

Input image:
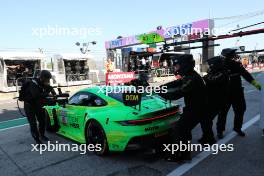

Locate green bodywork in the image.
[44,86,181,152]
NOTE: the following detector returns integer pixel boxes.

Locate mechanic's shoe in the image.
[165,156,184,163]
[164,152,182,163]
[40,135,49,141]
[33,136,43,144]
[198,137,204,144]
[217,132,224,139]
[181,151,191,161]
[198,137,216,145]
[234,129,246,137]
[34,138,43,145]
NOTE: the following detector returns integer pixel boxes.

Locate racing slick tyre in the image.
[45,109,60,132]
[86,120,109,156]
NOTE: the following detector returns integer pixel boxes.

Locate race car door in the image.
[63,92,91,141]
[64,92,107,141]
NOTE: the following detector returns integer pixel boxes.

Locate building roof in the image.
[0,51,46,60]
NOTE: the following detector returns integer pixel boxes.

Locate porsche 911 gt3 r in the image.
[44,86,181,155]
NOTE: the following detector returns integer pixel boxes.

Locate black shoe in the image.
[33,135,43,144]
[179,151,192,161]
[164,152,182,163]
[40,135,49,141]
[217,132,224,139]
[198,137,204,144]
[198,137,216,145]
[165,155,185,163]
[35,138,43,144]
[198,138,216,145]
[234,129,246,137]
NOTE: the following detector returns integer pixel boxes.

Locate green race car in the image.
[44,86,181,155]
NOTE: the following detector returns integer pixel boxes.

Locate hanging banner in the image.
[105,19,212,49]
[106,72,135,85]
[138,33,164,44]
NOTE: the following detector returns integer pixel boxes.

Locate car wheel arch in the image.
[84,119,109,155]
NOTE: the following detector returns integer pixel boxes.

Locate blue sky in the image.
[0,0,264,60]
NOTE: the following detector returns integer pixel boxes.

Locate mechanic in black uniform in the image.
[217,48,262,138]
[24,70,56,144]
[159,54,208,161]
[199,56,229,144]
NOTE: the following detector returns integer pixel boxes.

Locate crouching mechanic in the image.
[21,70,56,144]
[158,54,208,161]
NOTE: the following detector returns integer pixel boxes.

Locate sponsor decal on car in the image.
[61,110,68,125]
[145,126,159,132]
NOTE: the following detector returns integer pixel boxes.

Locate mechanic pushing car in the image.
[20,70,56,144]
[217,48,262,138]
[199,56,230,144]
[158,54,209,161]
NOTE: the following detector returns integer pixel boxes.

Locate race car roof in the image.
[0,52,46,60]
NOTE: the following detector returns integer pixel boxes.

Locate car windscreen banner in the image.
[122,92,142,107]
[106,72,135,85]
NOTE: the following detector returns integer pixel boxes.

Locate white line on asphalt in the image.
[0,124,28,132]
[245,89,258,93]
[167,114,260,176]
[0,117,26,124]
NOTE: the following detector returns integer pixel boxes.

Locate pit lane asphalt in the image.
[0,73,263,176]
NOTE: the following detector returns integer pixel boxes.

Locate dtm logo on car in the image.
[125,94,139,101]
[145,126,159,132]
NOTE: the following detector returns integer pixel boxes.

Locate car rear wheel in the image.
[86,120,109,156]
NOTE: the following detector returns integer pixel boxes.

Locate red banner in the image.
[106,72,135,85]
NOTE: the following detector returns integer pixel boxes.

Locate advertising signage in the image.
[105,19,211,49]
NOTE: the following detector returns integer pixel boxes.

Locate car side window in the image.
[93,96,107,106]
[68,92,107,107]
[68,92,90,106]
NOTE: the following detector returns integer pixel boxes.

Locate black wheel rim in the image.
[88,122,105,146]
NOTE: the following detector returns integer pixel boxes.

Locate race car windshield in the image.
[107,92,152,102]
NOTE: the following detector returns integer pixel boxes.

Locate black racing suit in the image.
[217,59,254,132]
[24,79,56,140]
[159,70,207,155]
[201,69,230,139]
